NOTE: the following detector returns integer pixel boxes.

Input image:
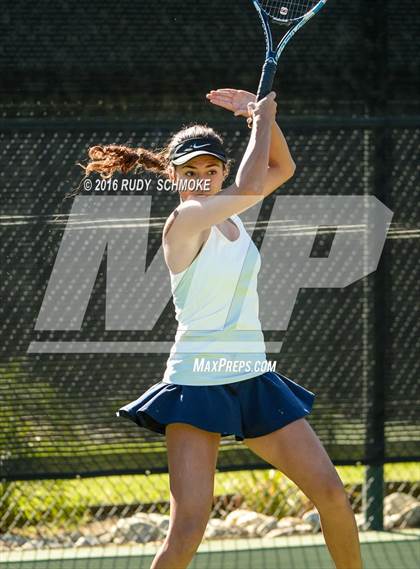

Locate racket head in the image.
[255,0,324,24]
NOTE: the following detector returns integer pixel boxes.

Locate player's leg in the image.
[150,422,221,569]
[244,418,363,569]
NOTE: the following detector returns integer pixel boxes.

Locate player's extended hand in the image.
[206,88,256,118]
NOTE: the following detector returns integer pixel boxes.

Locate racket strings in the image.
[259,0,319,21]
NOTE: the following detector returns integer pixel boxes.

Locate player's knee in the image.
[166,519,206,552]
[316,477,349,509]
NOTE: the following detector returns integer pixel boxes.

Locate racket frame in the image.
[252,0,328,100]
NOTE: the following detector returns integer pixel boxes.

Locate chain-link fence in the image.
[1,119,419,567]
[1,464,419,563]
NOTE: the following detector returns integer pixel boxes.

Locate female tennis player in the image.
[81,90,362,569]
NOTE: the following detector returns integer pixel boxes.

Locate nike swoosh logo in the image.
[191,143,211,149]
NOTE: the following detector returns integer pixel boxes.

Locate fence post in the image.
[363,465,384,530]
[362,0,389,532]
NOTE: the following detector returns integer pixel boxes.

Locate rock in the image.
[224,509,278,535]
[68,530,83,541]
[147,513,171,532]
[267,522,313,538]
[276,516,303,528]
[292,523,314,534]
[256,516,280,537]
[43,539,65,549]
[109,512,165,544]
[0,533,27,547]
[61,539,80,549]
[204,518,248,539]
[74,535,101,547]
[402,504,420,528]
[20,539,47,550]
[383,492,420,529]
[224,510,316,538]
[384,492,418,517]
[97,532,115,544]
[265,527,296,538]
[204,518,226,539]
[224,508,259,527]
[385,503,420,529]
[302,509,321,532]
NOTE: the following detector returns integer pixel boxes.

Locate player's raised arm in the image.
[172,92,278,235]
[234,92,278,195]
[207,88,295,196]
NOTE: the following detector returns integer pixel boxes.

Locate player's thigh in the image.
[244,418,346,507]
[165,422,221,531]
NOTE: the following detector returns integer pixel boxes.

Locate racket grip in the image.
[256,60,277,101]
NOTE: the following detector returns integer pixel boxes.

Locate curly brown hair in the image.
[76,124,229,182]
[54,124,232,217]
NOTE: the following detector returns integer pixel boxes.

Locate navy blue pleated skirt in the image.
[116,370,316,442]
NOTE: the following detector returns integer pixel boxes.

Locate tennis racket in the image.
[252,0,328,101]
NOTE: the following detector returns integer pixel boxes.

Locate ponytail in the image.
[77,144,168,180]
[64,124,228,203]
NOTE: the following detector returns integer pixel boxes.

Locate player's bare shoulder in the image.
[162,207,181,244]
[163,199,205,244]
[162,204,208,275]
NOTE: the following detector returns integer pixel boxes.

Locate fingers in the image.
[255,91,277,108]
[257,91,276,102]
[207,89,234,98]
[208,94,232,104]
[206,92,233,102]
[206,95,233,106]
[248,90,277,125]
[247,101,257,115]
[246,101,256,127]
[208,88,237,95]
[206,89,259,119]
[206,89,270,102]
[249,91,276,112]
[206,90,235,113]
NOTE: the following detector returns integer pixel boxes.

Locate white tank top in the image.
[162,213,268,386]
